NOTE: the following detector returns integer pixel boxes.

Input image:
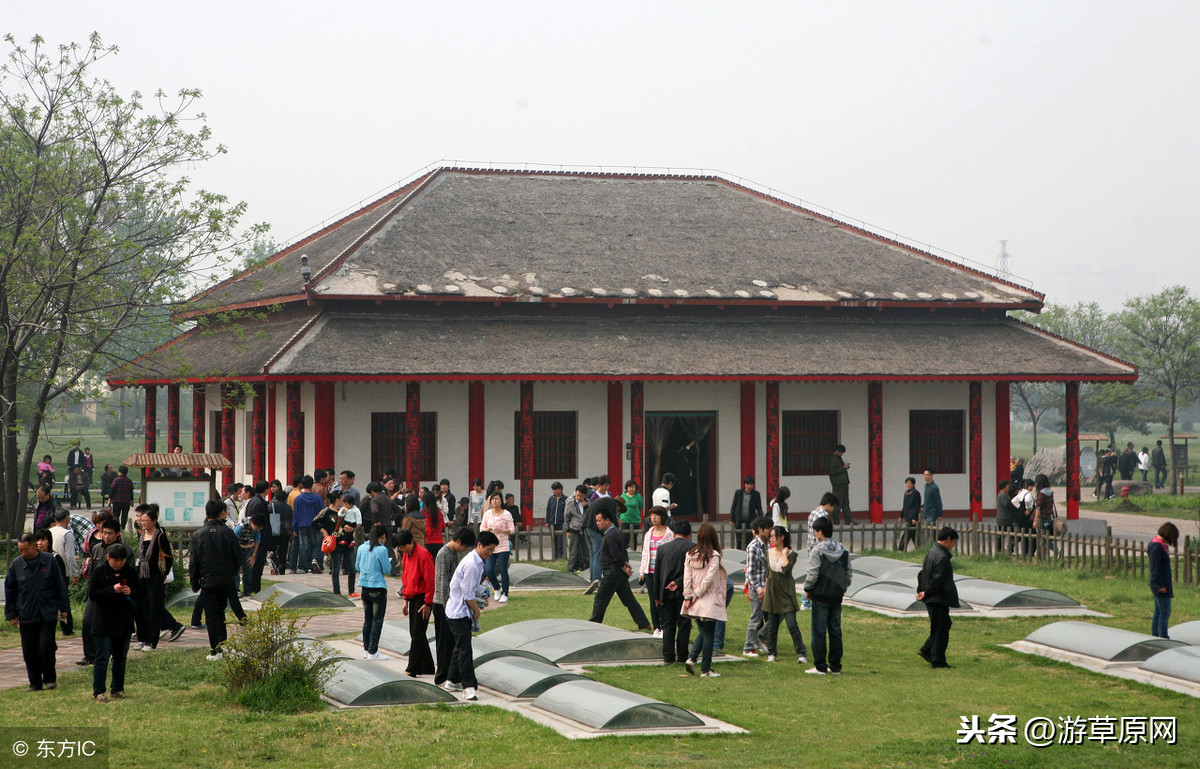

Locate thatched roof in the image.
[109,310,1135,384]
[195,167,1042,313]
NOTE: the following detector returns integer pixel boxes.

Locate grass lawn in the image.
[1080,494,1200,520]
[2,554,1197,767]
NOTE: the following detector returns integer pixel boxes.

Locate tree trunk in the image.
[1168,396,1178,496]
[2,361,22,535]
[1031,412,1040,455]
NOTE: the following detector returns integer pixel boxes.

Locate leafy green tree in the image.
[1113,286,1200,493]
[1016,302,1152,443]
[0,34,264,533]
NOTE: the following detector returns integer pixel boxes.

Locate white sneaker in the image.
[767,654,777,662]
[132,642,146,651]
[804,667,826,675]
[497,593,508,604]
[369,652,389,661]
[140,645,155,653]
[700,671,721,678]
[797,655,807,664]
[205,652,223,662]
[443,681,463,692]
[463,687,478,701]
[684,658,696,675]
[363,652,372,659]
[742,650,758,657]
[652,628,663,639]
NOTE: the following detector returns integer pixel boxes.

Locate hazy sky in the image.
[9,1,1198,311]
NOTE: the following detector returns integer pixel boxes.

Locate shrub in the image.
[104,416,125,442]
[219,596,332,713]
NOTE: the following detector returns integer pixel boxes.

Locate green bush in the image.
[219,596,332,713]
[104,417,125,442]
[235,667,324,713]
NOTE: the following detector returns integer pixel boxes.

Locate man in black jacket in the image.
[5,533,70,690]
[728,476,762,549]
[189,500,241,660]
[917,527,960,668]
[587,499,651,630]
[828,445,853,525]
[653,520,693,664]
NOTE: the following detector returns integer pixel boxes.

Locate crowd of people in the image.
[6,447,1183,703]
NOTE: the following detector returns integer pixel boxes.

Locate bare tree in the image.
[0,34,264,533]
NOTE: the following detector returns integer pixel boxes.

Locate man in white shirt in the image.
[444,530,498,701]
[651,473,677,520]
[50,509,79,635]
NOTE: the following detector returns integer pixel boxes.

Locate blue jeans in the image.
[92,634,131,696]
[290,527,319,572]
[585,529,603,581]
[1152,593,1172,638]
[810,600,843,673]
[361,587,387,654]
[485,551,511,597]
[690,618,717,672]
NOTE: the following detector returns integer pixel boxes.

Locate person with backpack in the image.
[802,516,851,675]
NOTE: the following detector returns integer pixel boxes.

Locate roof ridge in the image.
[189,170,437,309]
[308,168,446,287]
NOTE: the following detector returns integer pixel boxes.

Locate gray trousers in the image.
[744,589,768,652]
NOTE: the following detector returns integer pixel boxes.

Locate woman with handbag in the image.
[132,504,185,651]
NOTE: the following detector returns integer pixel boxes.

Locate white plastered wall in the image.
[881,382,997,516]
[527,382,609,509]
[778,383,868,513]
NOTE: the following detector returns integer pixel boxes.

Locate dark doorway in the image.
[645,412,717,520]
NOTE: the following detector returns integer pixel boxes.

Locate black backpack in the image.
[810,549,852,603]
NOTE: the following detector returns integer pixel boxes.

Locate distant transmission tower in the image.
[995,239,1011,276]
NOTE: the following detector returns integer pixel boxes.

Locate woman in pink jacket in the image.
[638,506,674,638]
[480,493,514,604]
[682,523,727,677]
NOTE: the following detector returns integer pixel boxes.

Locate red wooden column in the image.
[285,382,303,481]
[468,382,485,487]
[313,382,334,471]
[221,384,236,486]
[740,382,756,488]
[968,381,983,522]
[191,385,206,475]
[143,386,157,480]
[1065,382,1080,520]
[630,382,644,499]
[765,381,780,503]
[608,382,623,488]
[405,382,421,488]
[166,384,180,452]
[868,381,883,523]
[995,382,1011,496]
[266,384,277,481]
[519,381,534,528]
[251,383,266,484]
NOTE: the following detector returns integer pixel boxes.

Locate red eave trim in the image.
[106,373,1139,387]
